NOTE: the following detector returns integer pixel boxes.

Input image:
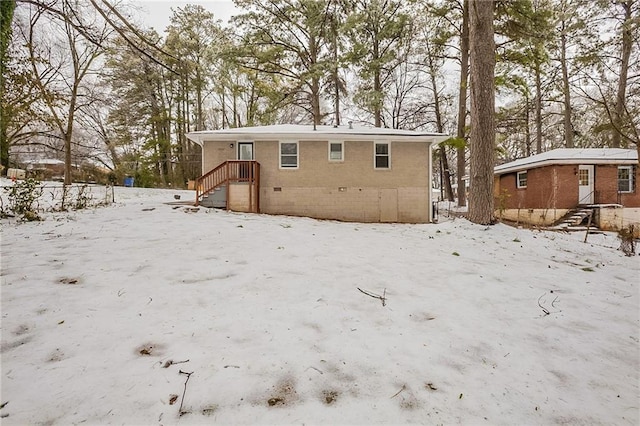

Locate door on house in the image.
[237,142,254,180]
[578,165,594,204]
[380,189,398,222]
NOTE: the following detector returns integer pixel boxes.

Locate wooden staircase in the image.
[195,160,260,212]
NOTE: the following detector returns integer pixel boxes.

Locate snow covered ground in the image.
[1,183,639,425]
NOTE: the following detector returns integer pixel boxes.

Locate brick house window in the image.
[516,171,527,188]
[618,166,634,192]
[279,142,298,169]
[374,142,390,169]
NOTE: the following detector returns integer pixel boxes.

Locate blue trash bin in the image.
[124,177,134,187]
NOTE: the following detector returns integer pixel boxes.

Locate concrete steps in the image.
[199,185,227,208]
[548,207,598,232]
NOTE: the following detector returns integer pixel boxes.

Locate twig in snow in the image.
[178,370,193,416]
[357,287,387,307]
[538,292,561,316]
[537,293,550,315]
[163,359,190,368]
[305,366,323,375]
[390,384,406,399]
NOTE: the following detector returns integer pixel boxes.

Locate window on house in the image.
[618,166,634,192]
[329,142,343,161]
[279,142,298,169]
[374,142,390,169]
[517,171,527,188]
[579,169,589,186]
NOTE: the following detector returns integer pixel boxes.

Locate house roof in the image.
[186,124,449,145]
[24,159,65,165]
[494,148,639,175]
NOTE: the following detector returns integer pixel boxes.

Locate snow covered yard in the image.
[1,185,638,425]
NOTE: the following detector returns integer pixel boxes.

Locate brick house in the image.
[24,159,66,180]
[493,148,639,232]
[186,124,448,223]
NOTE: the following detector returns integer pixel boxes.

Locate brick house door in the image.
[578,165,594,204]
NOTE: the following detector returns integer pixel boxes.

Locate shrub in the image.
[618,225,636,257]
[3,178,43,221]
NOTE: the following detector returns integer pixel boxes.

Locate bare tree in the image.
[17,0,113,185]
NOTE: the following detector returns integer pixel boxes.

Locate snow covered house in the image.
[493,148,639,233]
[186,124,449,223]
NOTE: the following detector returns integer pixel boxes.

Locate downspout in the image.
[429,140,434,223]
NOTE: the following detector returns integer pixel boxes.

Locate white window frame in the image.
[374,142,390,169]
[516,171,527,188]
[328,141,344,162]
[618,165,634,193]
[279,141,299,169]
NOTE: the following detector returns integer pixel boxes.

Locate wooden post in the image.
[583,210,593,243]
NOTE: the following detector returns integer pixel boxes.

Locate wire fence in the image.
[0,180,115,220]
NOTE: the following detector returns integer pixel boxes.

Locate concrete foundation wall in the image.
[497,206,640,236]
[496,208,570,226]
[261,186,429,223]
[598,207,640,236]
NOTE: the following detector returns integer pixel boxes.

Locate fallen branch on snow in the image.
[357,287,387,307]
[178,370,193,416]
[390,384,406,398]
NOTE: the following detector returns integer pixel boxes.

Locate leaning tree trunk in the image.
[467,0,495,225]
[612,0,632,148]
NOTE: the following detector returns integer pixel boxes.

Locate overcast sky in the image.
[132,0,238,32]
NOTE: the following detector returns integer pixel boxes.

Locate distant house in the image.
[24,159,65,179]
[186,124,449,223]
[493,148,639,233]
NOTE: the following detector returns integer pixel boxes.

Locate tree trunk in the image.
[612,0,632,148]
[468,0,495,225]
[525,93,531,156]
[560,24,574,148]
[0,0,16,172]
[535,61,543,154]
[440,148,454,201]
[311,77,321,126]
[373,38,382,127]
[456,0,469,207]
[427,47,454,201]
[332,28,341,126]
